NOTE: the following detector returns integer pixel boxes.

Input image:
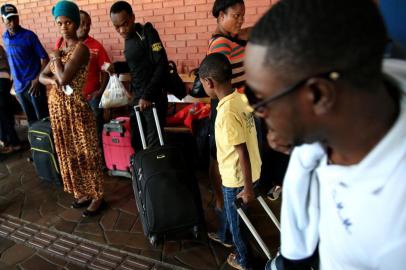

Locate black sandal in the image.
[82,200,107,217]
[71,198,92,209]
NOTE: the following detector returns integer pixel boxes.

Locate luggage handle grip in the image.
[111,119,125,124]
[234,197,272,260]
[234,197,244,210]
[235,195,281,231]
[134,103,164,150]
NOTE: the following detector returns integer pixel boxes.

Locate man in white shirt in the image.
[244,0,406,269]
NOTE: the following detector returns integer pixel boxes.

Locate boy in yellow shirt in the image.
[200,53,261,270]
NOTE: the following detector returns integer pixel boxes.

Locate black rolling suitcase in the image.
[131,104,203,246]
[28,118,61,186]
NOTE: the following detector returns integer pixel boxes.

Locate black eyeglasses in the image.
[245,71,341,113]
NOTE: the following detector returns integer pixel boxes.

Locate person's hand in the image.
[138,98,152,111]
[28,78,40,96]
[237,186,255,204]
[105,63,115,76]
[267,131,293,155]
[49,50,61,60]
[238,27,252,41]
[87,89,103,100]
[51,78,59,87]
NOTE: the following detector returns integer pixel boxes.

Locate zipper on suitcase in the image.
[28,131,55,153]
[31,147,60,174]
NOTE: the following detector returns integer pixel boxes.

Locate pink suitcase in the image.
[102,117,134,178]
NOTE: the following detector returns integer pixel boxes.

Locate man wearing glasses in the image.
[245,0,406,269]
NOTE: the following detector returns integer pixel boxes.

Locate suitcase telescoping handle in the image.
[234,195,281,261]
[134,103,164,150]
[257,196,281,231]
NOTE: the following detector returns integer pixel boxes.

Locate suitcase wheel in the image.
[149,234,158,247]
[193,225,199,239]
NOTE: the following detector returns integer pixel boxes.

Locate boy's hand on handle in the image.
[237,186,255,204]
[138,99,152,111]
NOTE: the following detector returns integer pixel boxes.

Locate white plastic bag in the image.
[99,74,130,108]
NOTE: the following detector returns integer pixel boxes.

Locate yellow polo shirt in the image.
[215,90,262,188]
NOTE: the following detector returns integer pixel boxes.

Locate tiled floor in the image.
[0,126,281,270]
[0,235,88,270]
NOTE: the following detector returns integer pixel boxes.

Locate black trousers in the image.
[0,78,20,146]
[130,97,167,151]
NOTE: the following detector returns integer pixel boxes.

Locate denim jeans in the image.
[0,78,20,146]
[88,96,104,144]
[222,185,251,269]
[15,84,48,126]
[215,207,232,245]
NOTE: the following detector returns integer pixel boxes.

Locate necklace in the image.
[62,42,78,53]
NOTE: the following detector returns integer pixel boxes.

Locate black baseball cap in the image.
[1,4,18,20]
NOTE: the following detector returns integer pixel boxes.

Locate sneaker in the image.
[207,232,233,248]
[0,146,13,154]
[267,185,282,201]
[227,253,251,270]
[11,145,21,152]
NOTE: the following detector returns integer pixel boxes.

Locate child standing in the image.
[200,53,261,270]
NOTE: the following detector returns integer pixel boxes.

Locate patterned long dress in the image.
[49,44,103,200]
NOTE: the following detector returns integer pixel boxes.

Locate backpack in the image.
[189,34,248,98]
[166,60,187,100]
[141,23,187,100]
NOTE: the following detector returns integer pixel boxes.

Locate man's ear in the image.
[200,77,214,89]
[218,10,225,22]
[305,78,337,115]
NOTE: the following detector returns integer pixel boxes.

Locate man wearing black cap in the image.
[1,3,49,126]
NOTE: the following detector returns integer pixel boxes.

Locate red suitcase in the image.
[102,117,134,178]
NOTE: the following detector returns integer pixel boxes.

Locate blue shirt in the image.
[2,26,48,93]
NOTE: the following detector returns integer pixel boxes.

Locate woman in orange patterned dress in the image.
[39,1,105,217]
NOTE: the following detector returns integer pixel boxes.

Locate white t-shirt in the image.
[281,59,406,269]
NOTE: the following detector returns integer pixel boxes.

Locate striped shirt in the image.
[208,36,246,90]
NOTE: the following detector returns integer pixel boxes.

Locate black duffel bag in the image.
[189,68,208,98]
[166,60,187,100]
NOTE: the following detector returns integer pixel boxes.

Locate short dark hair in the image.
[110,1,133,16]
[249,0,388,88]
[199,53,232,84]
[80,10,90,18]
[212,0,244,18]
